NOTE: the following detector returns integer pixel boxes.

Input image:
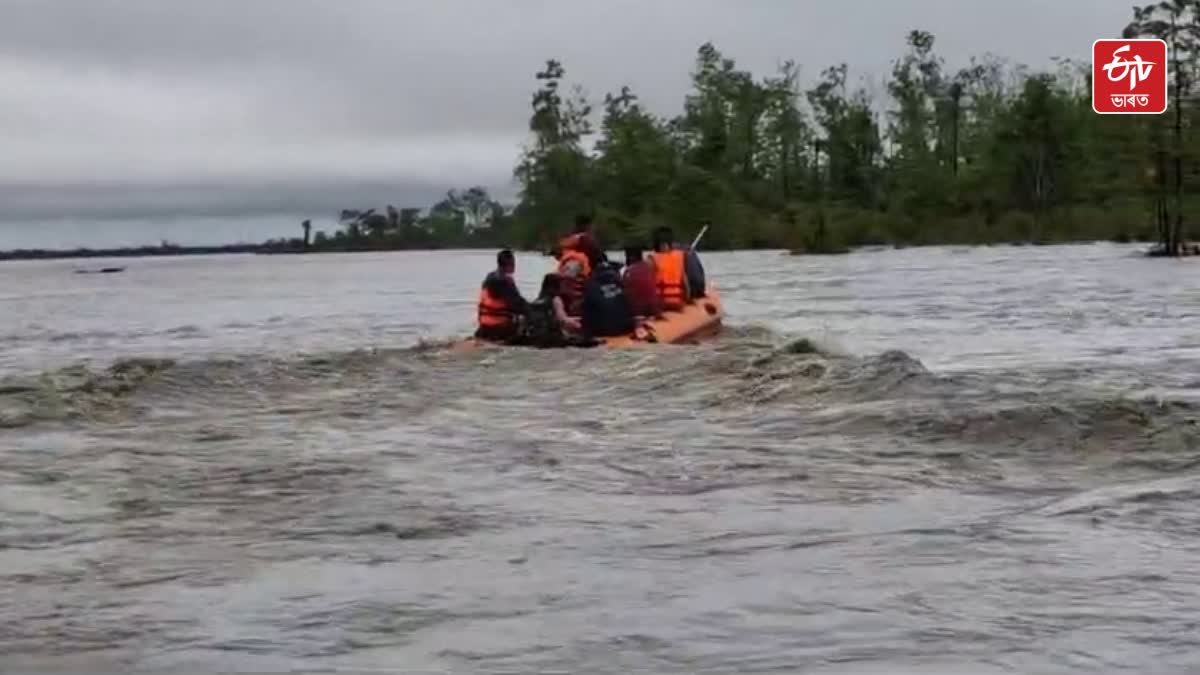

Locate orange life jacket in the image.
[477,283,512,328]
[557,233,598,272]
[651,248,687,310]
[558,232,586,251]
[556,248,592,279]
[556,248,591,313]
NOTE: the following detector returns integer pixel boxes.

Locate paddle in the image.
[689,224,709,251]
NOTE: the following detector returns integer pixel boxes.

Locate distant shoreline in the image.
[0,243,265,262]
[2,235,1193,265]
[0,241,505,262]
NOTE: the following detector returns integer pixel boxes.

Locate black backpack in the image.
[519,297,565,347]
[583,265,635,337]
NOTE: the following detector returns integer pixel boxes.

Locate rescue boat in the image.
[601,286,724,347]
[459,224,721,350]
[453,285,724,351]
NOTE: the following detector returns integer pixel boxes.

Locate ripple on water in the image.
[1,245,1199,671]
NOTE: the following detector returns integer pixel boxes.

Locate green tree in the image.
[886,29,948,214]
[761,61,813,203]
[807,64,883,208]
[312,22,1200,258]
[1124,0,1200,254]
[513,59,594,247]
[593,86,678,232]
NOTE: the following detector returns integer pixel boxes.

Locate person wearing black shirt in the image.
[475,249,530,342]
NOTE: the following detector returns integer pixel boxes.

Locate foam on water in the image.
[2,243,1199,672]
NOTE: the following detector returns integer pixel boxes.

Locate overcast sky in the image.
[1,0,1137,225]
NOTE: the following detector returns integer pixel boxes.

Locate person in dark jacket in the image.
[581,261,635,338]
[475,249,529,342]
[621,245,661,318]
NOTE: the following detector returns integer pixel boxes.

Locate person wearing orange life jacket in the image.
[557,250,588,316]
[555,214,604,315]
[475,249,529,342]
[557,213,606,269]
[621,245,662,319]
[649,226,690,311]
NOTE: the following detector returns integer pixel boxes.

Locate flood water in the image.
[1,243,1198,673]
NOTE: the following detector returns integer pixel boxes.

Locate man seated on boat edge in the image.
[649,226,691,311]
[475,249,529,343]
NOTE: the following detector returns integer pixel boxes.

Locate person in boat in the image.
[554,214,606,315]
[516,273,596,348]
[558,253,588,317]
[581,260,635,338]
[649,227,691,311]
[475,249,529,343]
[621,245,662,319]
[558,213,606,269]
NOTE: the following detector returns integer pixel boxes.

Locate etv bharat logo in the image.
[1093,39,1168,114]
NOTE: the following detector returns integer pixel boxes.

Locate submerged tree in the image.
[1124,1,1200,255]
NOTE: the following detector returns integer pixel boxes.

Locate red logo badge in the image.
[1093,39,1168,114]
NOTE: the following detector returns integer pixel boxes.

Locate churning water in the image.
[1,244,1198,672]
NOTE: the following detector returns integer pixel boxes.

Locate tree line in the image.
[312,4,1198,256]
[508,7,1199,255]
[269,187,516,253]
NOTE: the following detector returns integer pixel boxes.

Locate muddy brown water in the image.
[1,243,1198,672]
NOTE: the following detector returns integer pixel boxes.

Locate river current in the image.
[1,243,1198,672]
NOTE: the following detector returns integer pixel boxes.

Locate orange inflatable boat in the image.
[454,286,724,351]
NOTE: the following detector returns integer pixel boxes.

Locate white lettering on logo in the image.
[1103,44,1157,91]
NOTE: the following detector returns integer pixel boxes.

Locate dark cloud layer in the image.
[0,0,1135,223]
[0,179,460,221]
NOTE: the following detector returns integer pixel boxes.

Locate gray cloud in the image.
[0,0,1137,225]
[0,178,463,221]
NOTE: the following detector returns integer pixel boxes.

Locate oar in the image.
[685,224,711,300]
